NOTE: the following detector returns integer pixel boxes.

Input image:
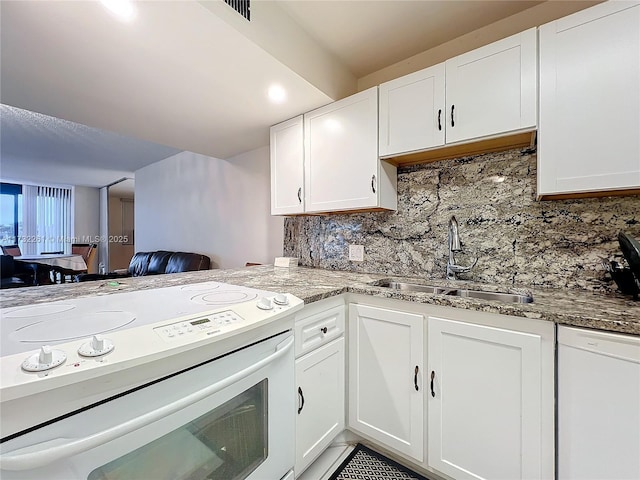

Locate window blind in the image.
[21,185,72,255]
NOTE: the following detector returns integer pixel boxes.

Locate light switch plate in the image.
[349,244,364,262]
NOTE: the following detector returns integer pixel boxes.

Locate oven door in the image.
[0,332,294,480]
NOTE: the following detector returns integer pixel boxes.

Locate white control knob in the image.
[78,335,115,357]
[273,294,289,306]
[257,297,273,310]
[22,346,67,372]
[40,345,53,364]
[92,335,105,351]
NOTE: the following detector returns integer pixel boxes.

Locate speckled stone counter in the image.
[1,266,638,335]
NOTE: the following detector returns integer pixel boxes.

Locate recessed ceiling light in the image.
[101,0,136,22]
[268,84,287,104]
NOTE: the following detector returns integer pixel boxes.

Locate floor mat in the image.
[328,444,428,480]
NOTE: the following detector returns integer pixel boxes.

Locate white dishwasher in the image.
[558,326,640,480]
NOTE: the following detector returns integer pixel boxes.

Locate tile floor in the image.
[297,444,355,480]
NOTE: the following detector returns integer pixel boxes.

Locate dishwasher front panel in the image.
[558,326,640,480]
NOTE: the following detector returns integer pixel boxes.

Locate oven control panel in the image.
[154,310,244,342]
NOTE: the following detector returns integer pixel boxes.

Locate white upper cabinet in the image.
[445,28,537,144]
[379,63,446,157]
[379,29,537,158]
[538,2,640,197]
[304,87,397,213]
[270,115,304,215]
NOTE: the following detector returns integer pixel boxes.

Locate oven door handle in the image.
[0,335,294,472]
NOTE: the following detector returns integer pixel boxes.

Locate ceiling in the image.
[0,105,180,188]
[0,0,596,190]
[277,0,543,78]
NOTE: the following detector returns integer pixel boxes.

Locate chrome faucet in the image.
[447,216,477,280]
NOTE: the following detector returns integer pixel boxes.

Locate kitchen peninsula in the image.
[2,264,638,335]
[2,264,639,480]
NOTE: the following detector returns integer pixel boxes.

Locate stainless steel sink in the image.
[375,280,455,295]
[374,280,534,303]
[450,289,533,304]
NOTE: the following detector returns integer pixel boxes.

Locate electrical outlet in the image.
[349,244,364,262]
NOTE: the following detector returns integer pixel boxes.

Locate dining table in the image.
[14,254,87,284]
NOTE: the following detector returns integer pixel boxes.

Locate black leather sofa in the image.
[77,251,211,282]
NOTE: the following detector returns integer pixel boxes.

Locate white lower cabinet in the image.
[300,297,555,480]
[294,299,346,477]
[295,337,345,476]
[347,303,424,462]
[427,315,555,480]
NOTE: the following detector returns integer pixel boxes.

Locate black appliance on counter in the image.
[607,231,640,300]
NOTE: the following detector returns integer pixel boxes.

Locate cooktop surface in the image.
[0,281,278,357]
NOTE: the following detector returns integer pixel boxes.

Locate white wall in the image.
[135,146,283,269]
[73,186,100,239]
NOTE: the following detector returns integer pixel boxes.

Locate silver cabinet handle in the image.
[297,187,302,204]
[371,175,376,193]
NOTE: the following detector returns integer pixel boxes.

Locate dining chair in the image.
[1,245,22,256]
[64,243,97,281]
[72,243,96,266]
[1,254,36,287]
[1,245,42,285]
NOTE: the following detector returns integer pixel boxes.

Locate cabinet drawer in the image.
[295,305,345,357]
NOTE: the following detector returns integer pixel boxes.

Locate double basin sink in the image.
[375,280,533,304]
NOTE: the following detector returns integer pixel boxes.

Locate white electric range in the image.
[0,281,303,480]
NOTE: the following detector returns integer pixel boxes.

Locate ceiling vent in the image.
[224,0,250,21]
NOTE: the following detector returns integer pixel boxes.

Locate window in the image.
[0,183,22,246]
[0,182,72,254]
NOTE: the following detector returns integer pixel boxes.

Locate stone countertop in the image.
[1,266,638,335]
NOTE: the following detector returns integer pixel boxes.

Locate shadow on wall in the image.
[284,147,640,293]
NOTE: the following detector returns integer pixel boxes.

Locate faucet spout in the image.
[446,215,477,280]
[448,216,461,252]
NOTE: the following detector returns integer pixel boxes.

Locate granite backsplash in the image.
[283,147,640,293]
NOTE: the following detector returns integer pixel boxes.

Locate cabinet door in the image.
[538,2,640,196]
[379,63,446,157]
[304,87,379,213]
[295,337,345,476]
[348,304,424,462]
[270,115,304,215]
[445,28,537,144]
[428,316,552,480]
